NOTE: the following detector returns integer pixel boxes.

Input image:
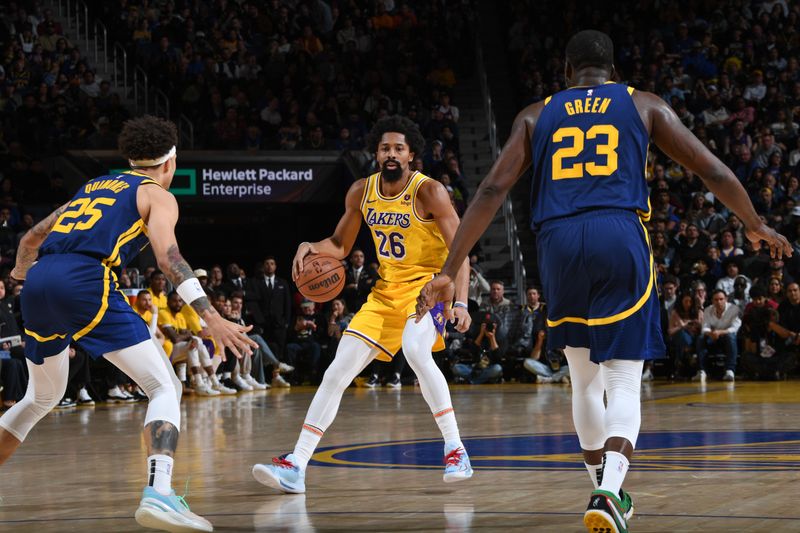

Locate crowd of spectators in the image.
[86,0,473,154]
[499,0,800,381]
[9,0,800,410]
[0,5,132,155]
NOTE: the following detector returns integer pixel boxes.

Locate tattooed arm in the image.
[10,201,71,281]
[138,183,257,358]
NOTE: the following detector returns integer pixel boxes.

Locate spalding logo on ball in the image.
[296,254,346,303]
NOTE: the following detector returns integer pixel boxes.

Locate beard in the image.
[381,160,404,182]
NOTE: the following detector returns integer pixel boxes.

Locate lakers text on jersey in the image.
[343,172,448,360]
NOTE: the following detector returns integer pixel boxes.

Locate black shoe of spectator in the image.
[365,374,380,388]
[131,389,148,402]
[386,373,402,388]
[222,378,242,391]
[56,397,76,409]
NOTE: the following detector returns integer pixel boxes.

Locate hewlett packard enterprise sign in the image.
[85,150,347,203]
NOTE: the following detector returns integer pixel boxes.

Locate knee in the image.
[320,357,354,389]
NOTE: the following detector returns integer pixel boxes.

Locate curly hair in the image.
[365,115,426,156]
[118,115,178,166]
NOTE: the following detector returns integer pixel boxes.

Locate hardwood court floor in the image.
[1,380,799,532]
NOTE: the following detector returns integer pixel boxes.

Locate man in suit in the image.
[342,248,377,313]
[220,263,246,296]
[260,256,292,358]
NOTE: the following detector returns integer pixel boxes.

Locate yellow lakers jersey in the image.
[360,171,448,283]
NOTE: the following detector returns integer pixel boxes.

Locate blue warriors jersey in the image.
[39,171,158,268]
[23,170,159,363]
[529,83,650,228]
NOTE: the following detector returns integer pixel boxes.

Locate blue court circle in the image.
[311,431,800,472]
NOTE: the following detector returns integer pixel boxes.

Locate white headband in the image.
[129,145,176,168]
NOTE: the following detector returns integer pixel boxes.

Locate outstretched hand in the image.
[746,224,793,259]
[205,314,257,360]
[415,274,456,322]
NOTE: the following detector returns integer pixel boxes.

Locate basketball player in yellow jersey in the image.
[252,115,474,494]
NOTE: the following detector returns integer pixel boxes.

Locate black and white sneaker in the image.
[386,373,402,389]
[365,374,380,388]
[107,386,136,403]
[56,397,76,409]
[77,387,95,406]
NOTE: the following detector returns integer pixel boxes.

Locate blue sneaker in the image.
[134,486,213,532]
[252,453,306,494]
[443,445,473,483]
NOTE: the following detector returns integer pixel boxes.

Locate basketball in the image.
[296,254,346,303]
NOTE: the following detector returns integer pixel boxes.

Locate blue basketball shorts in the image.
[536,209,665,363]
[21,253,151,364]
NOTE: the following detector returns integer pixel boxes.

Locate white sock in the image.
[585,462,602,489]
[599,451,629,494]
[147,454,174,495]
[293,424,324,469]
[434,407,462,444]
[222,372,231,380]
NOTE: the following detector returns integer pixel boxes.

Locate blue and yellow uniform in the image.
[343,171,447,361]
[530,83,665,362]
[22,171,159,363]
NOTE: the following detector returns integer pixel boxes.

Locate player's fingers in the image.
[444,306,454,323]
[226,339,243,359]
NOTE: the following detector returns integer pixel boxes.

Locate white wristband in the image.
[454,301,468,309]
[177,278,206,304]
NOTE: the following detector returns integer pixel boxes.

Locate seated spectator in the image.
[158,291,219,396]
[523,349,570,384]
[182,292,237,395]
[729,276,752,311]
[134,289,165,347]
[716,259,750,297]
[695,290,741,382]
[480,280,516,358]
[740,286,785,380]
[452,311,503,384]
[147,270,168,313]
[768,282,800,377]
[287,299,325,385]
[669,290,704,378]
[227,293,269,390]
[326,298,353,360]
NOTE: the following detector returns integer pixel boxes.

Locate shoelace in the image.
[177,478,192,511]
[444,447,464,467]
[272,456,296,469]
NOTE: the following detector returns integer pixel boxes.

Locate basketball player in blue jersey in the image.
[418,31,791,533]
[0,116,257,532]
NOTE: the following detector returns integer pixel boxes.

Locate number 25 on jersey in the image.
[551,124,619,180]
[52,197,117,234]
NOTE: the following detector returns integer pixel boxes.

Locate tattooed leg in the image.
[144,420,179,456]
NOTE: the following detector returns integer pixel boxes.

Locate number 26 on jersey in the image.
[551,124,619,180]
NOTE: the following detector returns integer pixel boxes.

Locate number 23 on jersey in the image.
[551,124,619,180]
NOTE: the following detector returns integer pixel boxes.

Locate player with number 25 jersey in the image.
[22,171,159,363]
